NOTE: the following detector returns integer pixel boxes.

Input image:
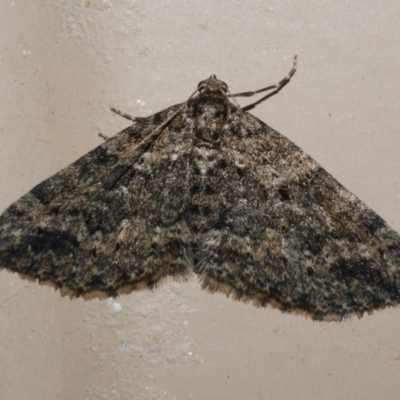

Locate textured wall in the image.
[1,1,400,399]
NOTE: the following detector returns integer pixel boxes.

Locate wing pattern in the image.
[1,77,400,320]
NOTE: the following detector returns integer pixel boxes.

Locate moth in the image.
[1,56,400,321]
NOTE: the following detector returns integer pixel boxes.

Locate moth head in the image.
[197,75,228,95]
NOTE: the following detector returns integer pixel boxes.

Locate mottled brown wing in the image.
[195,105,400,321]
[0,104,194,297]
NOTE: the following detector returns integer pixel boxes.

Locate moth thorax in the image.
[193,94,228,144]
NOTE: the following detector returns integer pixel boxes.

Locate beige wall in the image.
[1,1,400,399]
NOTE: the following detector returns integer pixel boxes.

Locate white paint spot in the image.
[107,298,122,312]
[140,346,153,354]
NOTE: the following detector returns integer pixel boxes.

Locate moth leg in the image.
[110,107,146,123]
[231,55,297,98]
[230,55,297,111]
[98,132,110,141]
[98,107,149,142]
